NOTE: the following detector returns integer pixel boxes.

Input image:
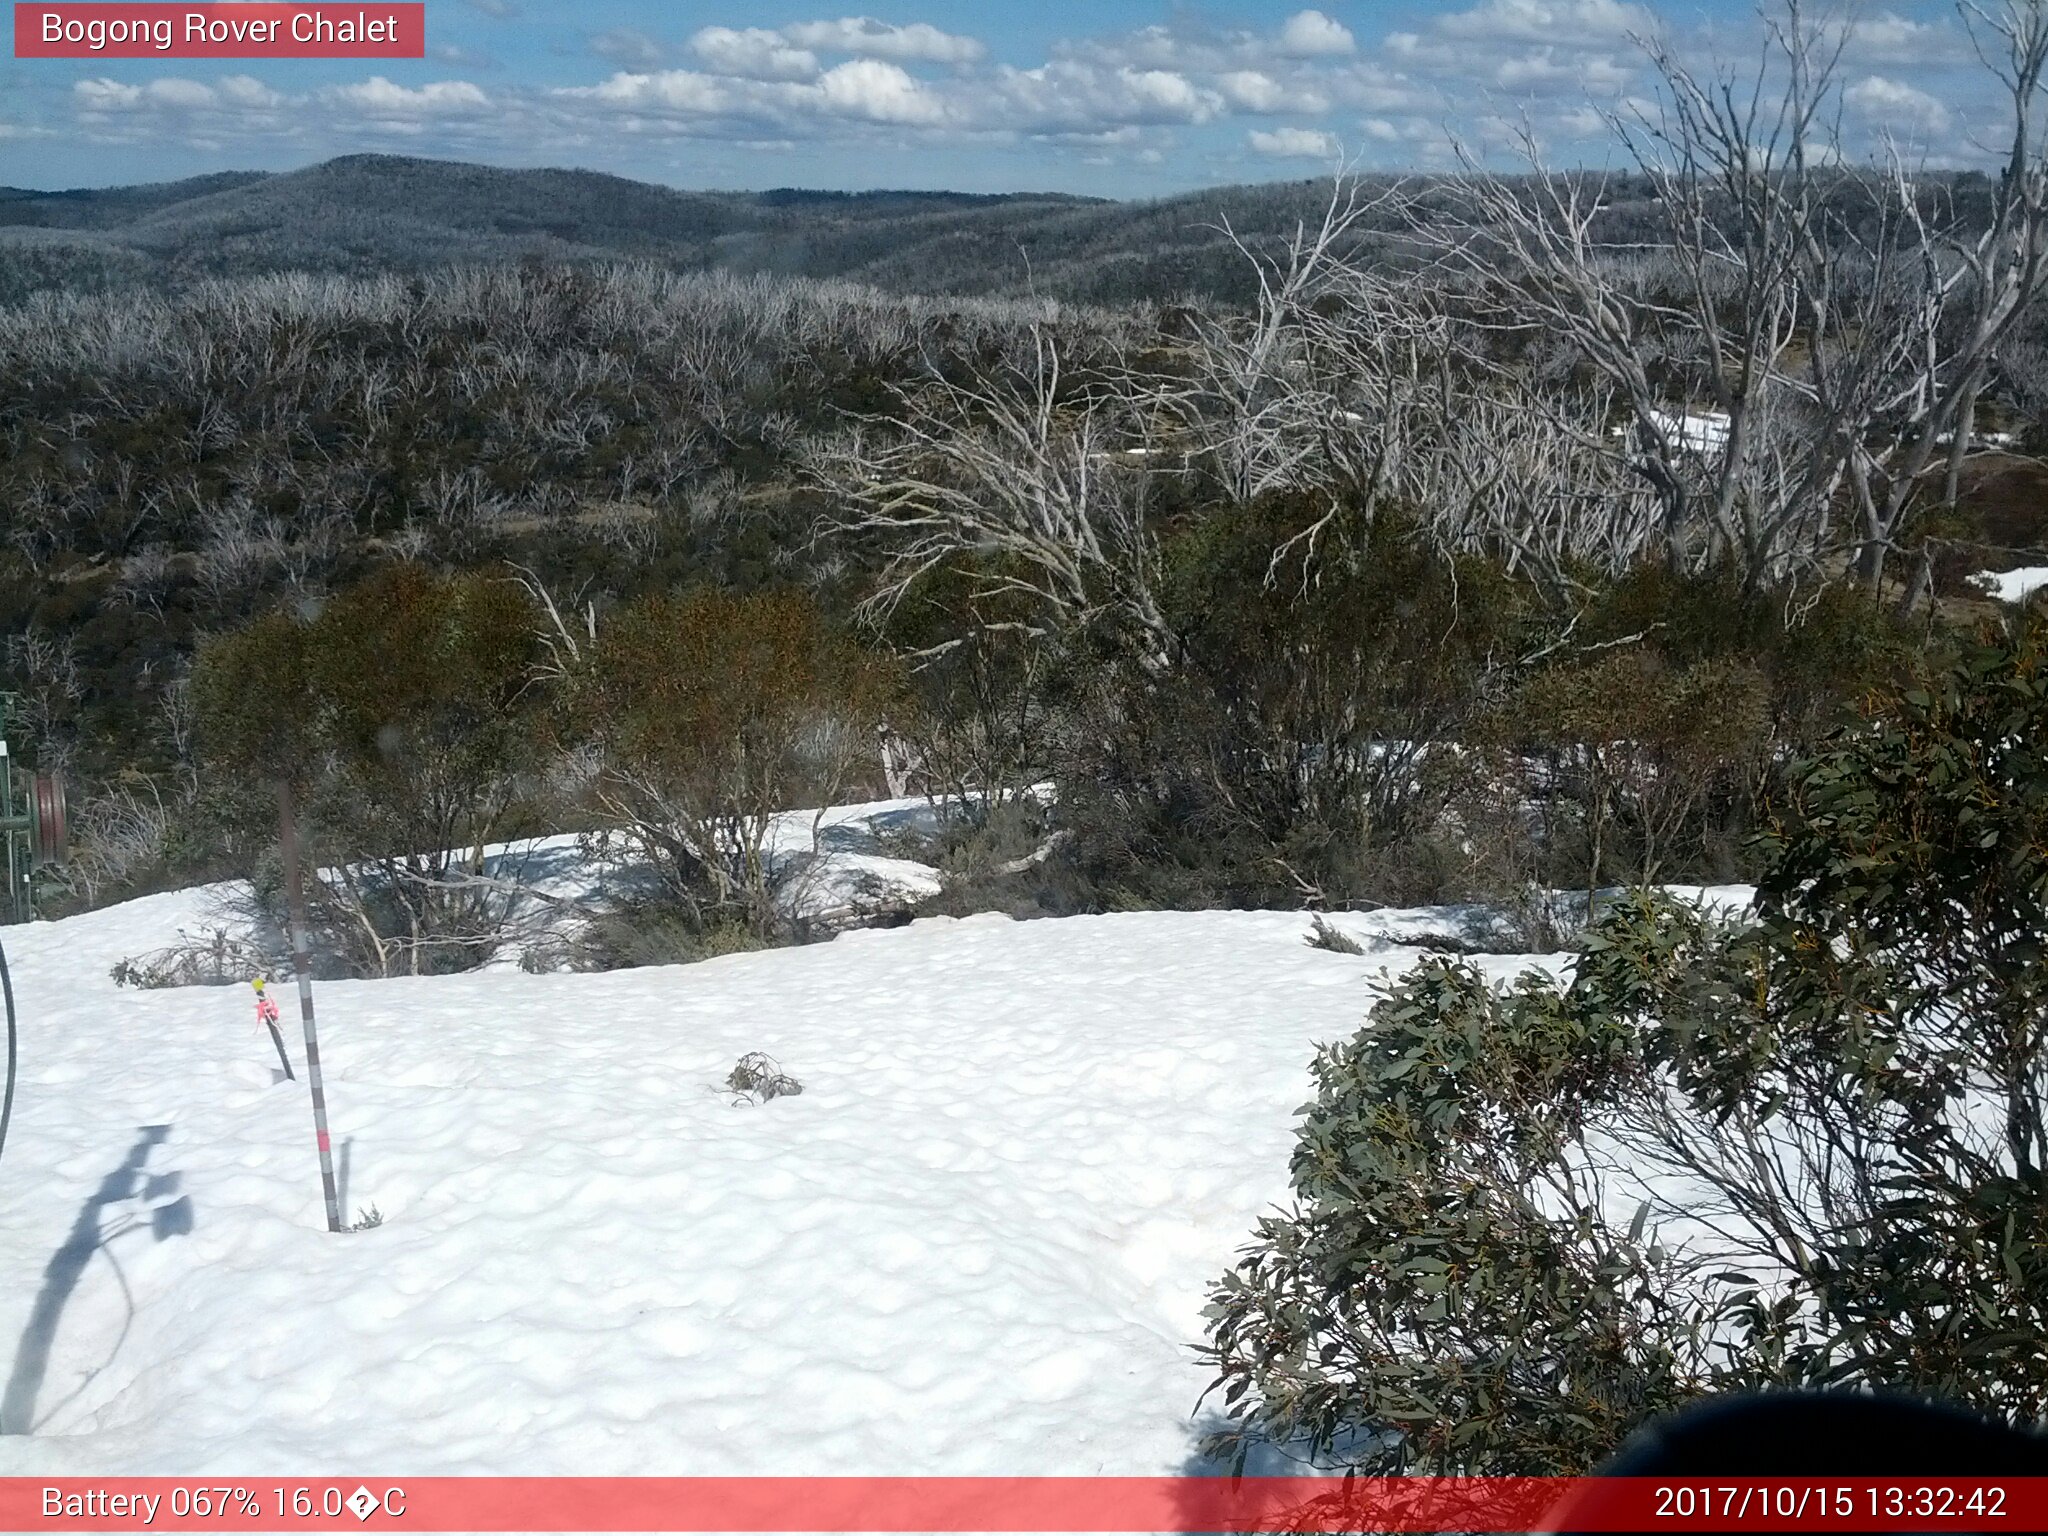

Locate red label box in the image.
[5,1476,2048,1532]
[14,4,425,58]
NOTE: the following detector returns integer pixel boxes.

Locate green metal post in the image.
[0,696,22,926]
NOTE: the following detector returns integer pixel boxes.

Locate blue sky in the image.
[0,0,1990,196]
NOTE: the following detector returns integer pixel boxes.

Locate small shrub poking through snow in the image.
[347,1206,384,1232]
[1304,915,1366,955]
[579,588,897,943]
[518,937,572,975]
[570,908,769,972]
[190,566,552,979]
[111,927,275,988]
[726,1051,802,1103]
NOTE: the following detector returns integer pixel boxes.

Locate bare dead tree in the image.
[115,543,180,617]
[505,562,597,690]
[1429,383,1665,584]
[1139,175,1480,574]
[1842,0,2048,587]
[1164,177,1404,504]
[1434,0,2048,590]
[811,326,1171,662]
[192,496,284,603]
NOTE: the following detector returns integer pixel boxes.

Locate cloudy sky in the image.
[0,0,1997,196]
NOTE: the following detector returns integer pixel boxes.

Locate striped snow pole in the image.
[277,779,343,1234]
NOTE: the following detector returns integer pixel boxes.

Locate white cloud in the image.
[1217,70,1327,114]
[464,0,518,16]
[559,49,1232,144]
[143,78,217,109]
[991,61,1224,132]
[816,58,947,123]
[1069,24,1205,72]
[1850,13,1936,54]
[1248,125,1340,157]
[1384,0,1645,103]
[1121,69,1215,119]
[73,77,276,112]
[559,59,946,132]
[69,70,301,150]
[1277,10,1355,57]
[429,42,497,69]
[74,78,145,111]
[40,0,2006,179]
[1433,0,1651,45]
[782,17,985,67]
[217,75,284,108]
[325,78,492,117]
[1493,47,1631,92]
[1326,63,1435,114]
[691,27,820,82]
[591,29,668,70]
[1835,12,1970,67]
[573,70,731,114]
[1845,74,1951,135]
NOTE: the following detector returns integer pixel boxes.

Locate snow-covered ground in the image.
[1647,408,1730,455]
[1969,565,2048,605]
[0,850,1759,1477]
[0,870,1593,1477]
[462,794,955,960]
[116,796,955,983]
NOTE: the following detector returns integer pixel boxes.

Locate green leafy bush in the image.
[1062,500,1525,911]
[1504,650,1772,903]
[191,565,549,975]
[564,904,769,972]
[873,563,1059,817]
[1201,615,2048,1473]
[580,587,896,938]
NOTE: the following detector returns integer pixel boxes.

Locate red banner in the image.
[14,4,424,58]
[3,1476,2047,1531]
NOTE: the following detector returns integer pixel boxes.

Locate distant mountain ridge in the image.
[0,153,1347,306]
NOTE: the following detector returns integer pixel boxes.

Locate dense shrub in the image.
[1451,569,1911,906]
[1572,565,1913,747]
[579,587,896,938]
[1060,500,1528,911]
[1504,651,1772,903]
[0,262,1090,818]
[874,565,1059,816]
[1201,614,2048,1473]
[191,564,549,975]
[897,799,1096,922]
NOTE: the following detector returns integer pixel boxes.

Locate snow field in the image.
[1969,566,2048,606]
[0,883,1568,1478]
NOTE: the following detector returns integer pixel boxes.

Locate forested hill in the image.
[0,153,1362,305]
